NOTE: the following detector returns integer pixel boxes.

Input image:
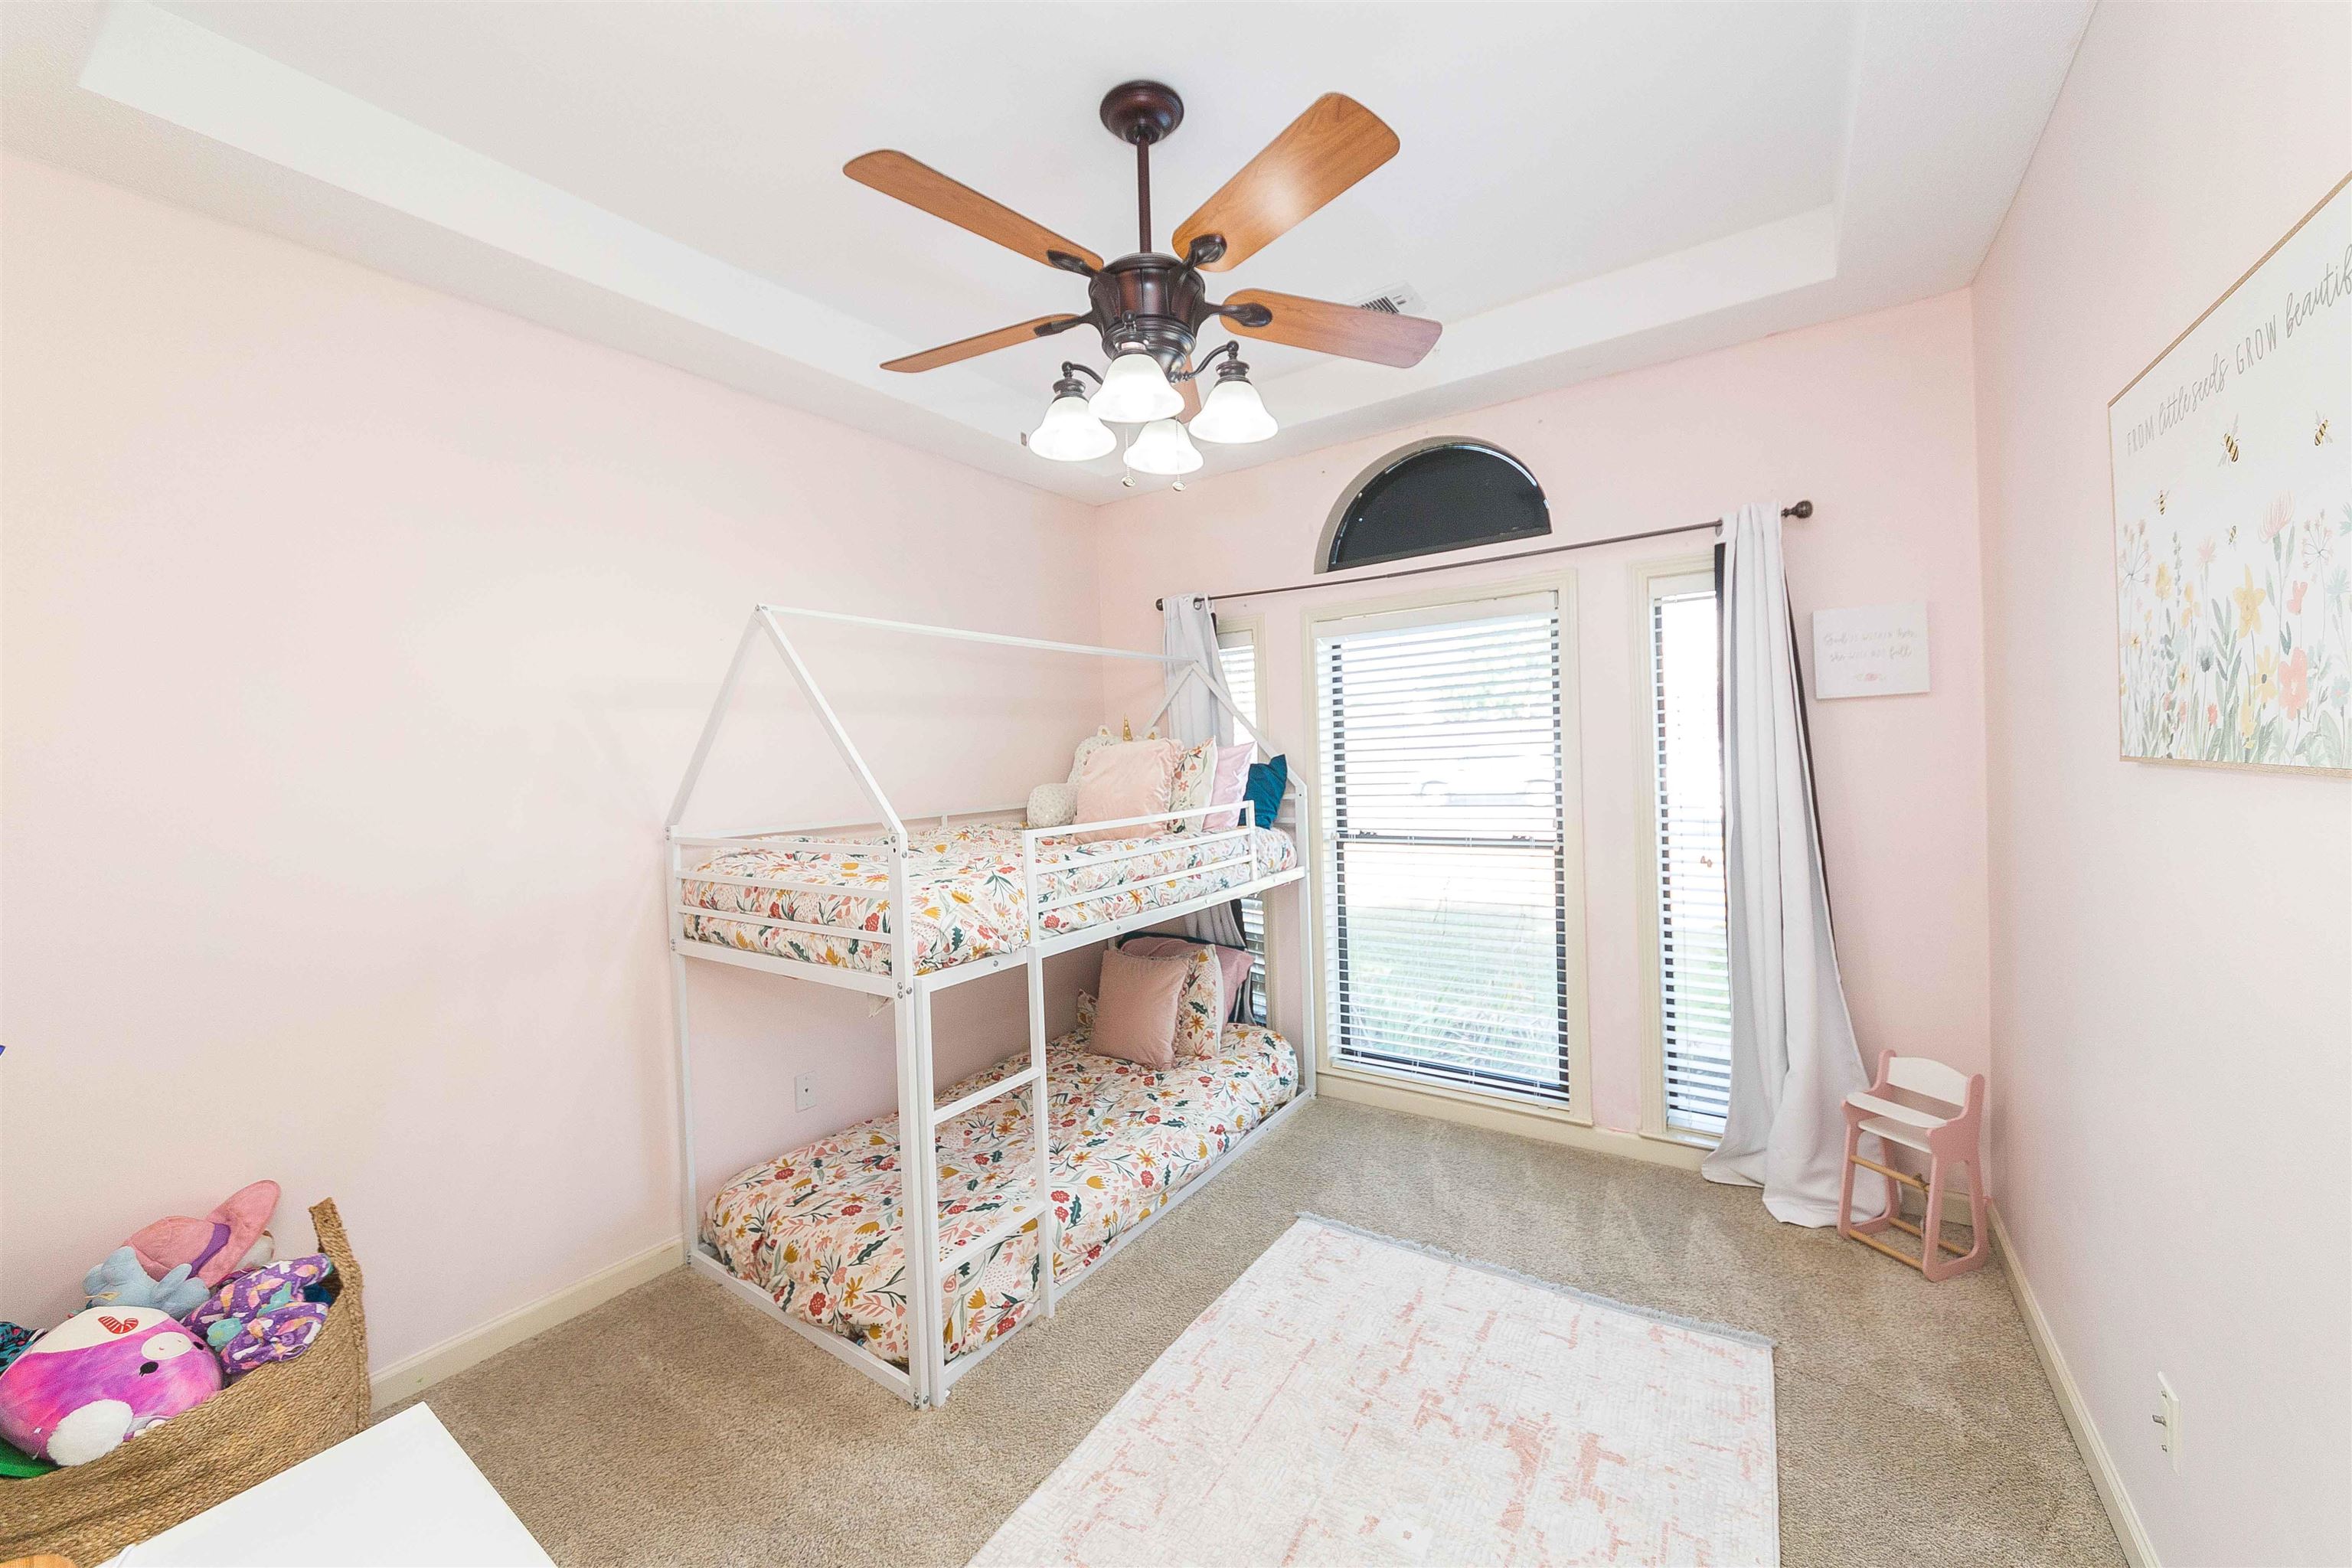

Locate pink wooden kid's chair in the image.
[1838,1050,1989,1281]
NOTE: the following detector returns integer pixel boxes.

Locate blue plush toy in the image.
[83,1245,208,1320]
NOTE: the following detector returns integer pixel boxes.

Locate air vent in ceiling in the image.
[1354,281,1423,317]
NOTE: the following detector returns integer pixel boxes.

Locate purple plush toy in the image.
[0,1305,222,1465]
[188,1254,335,1379]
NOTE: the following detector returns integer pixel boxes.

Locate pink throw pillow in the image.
[1121,936,1250,1028]
[1090,946,1187,1070]
[1201,744,1256,831]
[1073,739,1178,842]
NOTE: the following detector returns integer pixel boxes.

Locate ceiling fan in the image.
[845,81,1441,475]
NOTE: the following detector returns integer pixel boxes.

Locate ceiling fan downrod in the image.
[1099,80,1185,257]
[1135,138,1151,254]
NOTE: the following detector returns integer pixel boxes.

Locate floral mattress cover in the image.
[700,1022,1298,1367]
[678,821,1295,977]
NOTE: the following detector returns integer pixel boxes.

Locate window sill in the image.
[1640,1125,1721,1154]
[1318,1063,1711,1173]
[1320,1059,1588,1127]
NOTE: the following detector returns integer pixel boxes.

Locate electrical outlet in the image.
[2154,1374,2181,1470]
[795,1073,816,1113]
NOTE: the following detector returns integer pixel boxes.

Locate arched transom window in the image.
[1318,439,1550,573]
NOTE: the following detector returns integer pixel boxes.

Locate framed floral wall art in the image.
[2109,172,2350,774]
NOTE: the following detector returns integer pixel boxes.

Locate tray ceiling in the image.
[1,2,2089,502]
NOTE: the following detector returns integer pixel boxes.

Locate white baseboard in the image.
[1990,1204,2160,1568]
[369,1237,683,1411]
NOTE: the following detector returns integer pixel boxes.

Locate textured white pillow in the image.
[1027,782,1079,828]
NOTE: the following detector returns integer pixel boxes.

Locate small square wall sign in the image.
[1811,602,1930,698]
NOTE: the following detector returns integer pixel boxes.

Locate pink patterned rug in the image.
[972,1214,1777,1567]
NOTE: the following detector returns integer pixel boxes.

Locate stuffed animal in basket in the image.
[188,1255,335,1380]
[0,1305,221,1465]
[123,1179,279,1289]
[83,1246,208,1320]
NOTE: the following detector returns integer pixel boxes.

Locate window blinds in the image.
[1650,586,1733,1134]
[1216,633,1258,740]
[1315,596,1571,1102]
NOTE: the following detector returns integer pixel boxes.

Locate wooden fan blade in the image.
[1177,364,1203,423]
[846,150,1104,273]
[1174,95,1398,273]
[1222,290,1439,369]
[881,315,1084,374]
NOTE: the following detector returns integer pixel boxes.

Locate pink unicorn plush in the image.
[125,1180,279,1289]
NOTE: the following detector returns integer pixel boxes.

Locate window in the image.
[1318,439,1549,573]
[1313,590,1578,1106]
[1642,568,1733,1137]
[1217,625,1269,1026]
[1217,628,1258,737]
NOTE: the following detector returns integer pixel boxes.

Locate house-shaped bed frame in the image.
[666,605,1315,1408]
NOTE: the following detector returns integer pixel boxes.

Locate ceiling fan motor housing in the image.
[1089,255,1207,370]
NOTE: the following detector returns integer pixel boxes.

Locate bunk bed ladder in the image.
[1024,831,1058,1322]
[884,846,936,1407]
[903,836,1058,1409]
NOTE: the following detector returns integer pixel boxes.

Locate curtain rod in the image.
[1155,500,1813,610]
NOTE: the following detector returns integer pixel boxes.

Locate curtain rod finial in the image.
[1782,500,1814,520]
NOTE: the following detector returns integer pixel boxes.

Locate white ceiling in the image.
[2,2,2089,503]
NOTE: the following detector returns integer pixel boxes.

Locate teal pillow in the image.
[1243,755,1289,831]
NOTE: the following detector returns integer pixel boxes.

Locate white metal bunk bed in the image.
[666,604,1314,1408]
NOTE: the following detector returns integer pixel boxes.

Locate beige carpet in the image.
[405,1099,2124,1567]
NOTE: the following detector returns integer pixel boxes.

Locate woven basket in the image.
[0,1199,371,1563]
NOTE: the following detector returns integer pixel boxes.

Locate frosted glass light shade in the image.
[1187,377,1277,443]
[1089,351,1184,423]
[1028,394,1116,461]
[1125,418,1203,475]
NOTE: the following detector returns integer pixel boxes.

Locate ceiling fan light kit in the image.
[1027,387,1118,462]
[1090,350,1184,424]
[1124,418,1204,476]
[848,79,1439,476]
[1186,351,1278,445]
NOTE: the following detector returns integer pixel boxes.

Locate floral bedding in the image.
[678,821,1295,976]
[700,1023,1298,1367]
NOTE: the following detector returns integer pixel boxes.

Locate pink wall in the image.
[0,155,1102,1370]
[1971,5,2352,1563]
[1093,292,1990,1142]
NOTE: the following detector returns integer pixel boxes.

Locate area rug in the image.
[970,1214,1777,1567]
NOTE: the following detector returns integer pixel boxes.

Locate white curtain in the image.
[1700,504,1883,1227]
[1162,592,1245,948]
[1161,593,1233,747]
